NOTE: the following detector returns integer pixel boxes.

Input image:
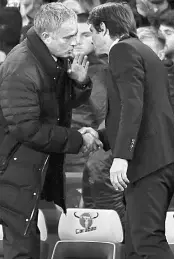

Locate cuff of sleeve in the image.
[74,77,92,89]
[98,129,110,151]
[112,137,136,160]
[49,126,83,154]
[65,129,84,154]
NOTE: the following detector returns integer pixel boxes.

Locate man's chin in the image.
[73,50,84,56]
[95,49,104,57]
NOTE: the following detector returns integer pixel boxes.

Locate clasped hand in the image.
[78,127,103,154]
[78,127,130,192]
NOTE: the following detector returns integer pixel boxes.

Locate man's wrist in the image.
[113,158,128,164]
[75,77,92,88]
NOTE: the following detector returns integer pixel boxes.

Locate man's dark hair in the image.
[159,10,174,28]
[77,13,89,23]
[88,2,136,38]
[0,0,7,7]
[42,0,57,3]
[152,9,174,29]
[0,7,22,54]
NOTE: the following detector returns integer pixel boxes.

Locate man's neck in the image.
[108,37,120,54]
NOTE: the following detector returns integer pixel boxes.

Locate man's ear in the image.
[99,22,108,36]
[41,32,52,44]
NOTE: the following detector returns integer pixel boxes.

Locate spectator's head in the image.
[158,10,174,57]
[79,0,101,13]
[148,0,169,14]
[0,0,7,7]
[73,13,94,56]
[34,2,78,58]
[20,0,43,26]
[136,0,169,18]
[62,0,84,14]
[88,2,136,55]
[137,26,165,60]
[0,7,22,54]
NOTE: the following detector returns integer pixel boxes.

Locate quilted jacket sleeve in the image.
[0,74,83,154]
[68,77,93,109]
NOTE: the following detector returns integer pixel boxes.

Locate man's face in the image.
[73,22,94,56]
[46,18,78,58]
[89,24,107,56]
[149,0,169,14]
[140,38,165,60]
[159,25,174,55]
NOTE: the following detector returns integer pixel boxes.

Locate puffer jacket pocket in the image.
[0,180,40,236]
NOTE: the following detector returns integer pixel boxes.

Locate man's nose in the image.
[76,34,81,44]
[71,35,79,46]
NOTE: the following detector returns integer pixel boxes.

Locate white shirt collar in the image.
[108,38,120,63]
[109,38,120,54]
[52,55,57,62]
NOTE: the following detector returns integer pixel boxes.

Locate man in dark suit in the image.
[80,2,174,259]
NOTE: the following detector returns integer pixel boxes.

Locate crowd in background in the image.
[0,2,173,107]
[0,0,173,99]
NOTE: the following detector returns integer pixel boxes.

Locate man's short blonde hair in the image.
[34,2,77,36]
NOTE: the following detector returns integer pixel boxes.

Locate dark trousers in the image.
[125,163,174,259]
[2,212,40,259]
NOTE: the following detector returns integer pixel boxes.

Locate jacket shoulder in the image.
[0,40,41,84]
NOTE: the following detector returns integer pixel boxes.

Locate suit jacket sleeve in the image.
[109,42,145,160]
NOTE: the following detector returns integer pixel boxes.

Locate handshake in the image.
[78,127,103,154]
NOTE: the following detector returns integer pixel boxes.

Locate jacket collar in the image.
[26,27,65,79]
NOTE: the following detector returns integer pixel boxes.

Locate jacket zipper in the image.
[24,155,49,236]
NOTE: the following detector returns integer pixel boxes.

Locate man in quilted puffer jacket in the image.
[0,3,103,259]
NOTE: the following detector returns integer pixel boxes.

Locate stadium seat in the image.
[39,201,63,259]
[38,209,50,259]
[58,208,123,243]
[51,240,116,259]
[55,208,125,259]
[0,224,3,258]
[166,211,174,252]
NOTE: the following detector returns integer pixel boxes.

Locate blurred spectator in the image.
[167,0,173,9]
[82,148,126,233]
[137,26,165,59]
[106,0,149,28]
[137,26,174,108]
[65,13,108,172]
[20,0,43,26]
[20,0,42,42]
[158,10,174,108]
[0,7,22,62]
[136,0,171,18]
[62,0,85,13]
[43,0,57,2]
[79,0,101,13]
[135,0,173,28]
[158,10,174,61]
[0,0,7,7]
